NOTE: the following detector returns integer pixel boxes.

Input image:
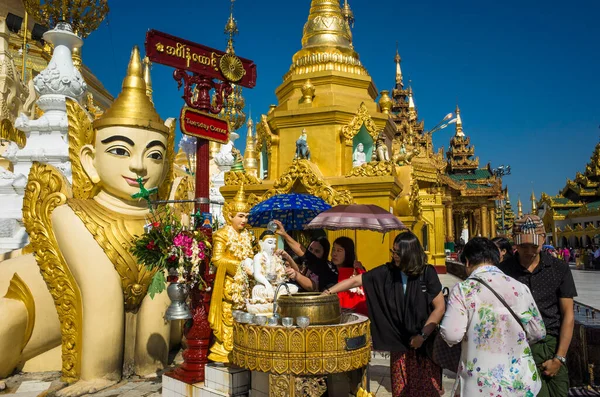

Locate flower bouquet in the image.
[130,207,211,299]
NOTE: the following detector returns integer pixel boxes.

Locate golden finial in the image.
[93,46,169,135]
[224,0,239,54]
[378,90,392,114]
[301,79,315,104]
[395,43,403,86]
[243,118,258,177]
[143,56,153,103]
[342,0,355,28]
[531,190,537,212]
[23,0,109,38]
[454,104,464,137]
[517,196,523,217]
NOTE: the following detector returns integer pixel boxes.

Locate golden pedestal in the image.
[232,313,371,396]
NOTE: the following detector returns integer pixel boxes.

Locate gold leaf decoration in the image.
[224,171,262,186]
[0,119,26,149]
[22,162,81,382]
[66,98,98,200]
[345,161,395,177]
[255,114,278,154]
[247,160,353,208]
[3,274,35,351]
[158,118,176,200]
[340,102,380,145]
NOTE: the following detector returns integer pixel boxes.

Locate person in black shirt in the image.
[499,214,577,397]
[272,220,338,292]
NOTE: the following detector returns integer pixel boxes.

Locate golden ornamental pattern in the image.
[340,102,380,145]
[232,316,371,376]
[158,119,176,200]
[346,161,394,178]
[255,114,278,154]
[224,171,262,186]
[0,119,26,148]
[66,99,98,200]
[295,376,328,397]
[22,162,82,382]
[67,199,156,312]
[172,176,194,220]
[248,160,353,207]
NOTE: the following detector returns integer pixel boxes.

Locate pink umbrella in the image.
[304,204,406,233]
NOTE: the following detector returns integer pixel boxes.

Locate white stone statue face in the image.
[81,125,168,201]
[357,143,364,152]
[260,237,277,255]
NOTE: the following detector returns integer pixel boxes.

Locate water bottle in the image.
[267,220,278,233]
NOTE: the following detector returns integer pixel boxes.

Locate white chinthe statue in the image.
[352,142,367,167]
[245,231,298,315]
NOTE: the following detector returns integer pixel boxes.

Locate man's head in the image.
[460,237,500,275]
[513,214,546,266]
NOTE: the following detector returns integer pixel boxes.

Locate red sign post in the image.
[145,29,256,384]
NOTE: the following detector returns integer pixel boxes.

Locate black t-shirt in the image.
[301,249,338,292]
[499,251,577,336]
[362,264,442,352]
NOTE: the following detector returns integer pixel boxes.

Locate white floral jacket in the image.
[440,265,546,397]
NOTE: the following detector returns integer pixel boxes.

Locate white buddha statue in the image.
[245,231,298,315]
[352,142,367,167]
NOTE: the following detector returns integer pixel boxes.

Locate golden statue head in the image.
[80,46,173,202]
[224,184,251,231]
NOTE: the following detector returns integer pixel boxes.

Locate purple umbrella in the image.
[304,204,406,233]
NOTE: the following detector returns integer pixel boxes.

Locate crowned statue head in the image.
[79,46,172,206]
[225,184,251,232]
[259,230,277,256]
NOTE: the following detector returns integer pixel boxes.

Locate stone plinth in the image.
[162,364,249,397]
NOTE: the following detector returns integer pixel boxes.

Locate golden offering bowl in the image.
[275,292,340,325]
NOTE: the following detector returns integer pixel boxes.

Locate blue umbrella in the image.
[248,193,331,231]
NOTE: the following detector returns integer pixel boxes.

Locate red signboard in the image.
[145,29,257,88]
[180,107,229,144]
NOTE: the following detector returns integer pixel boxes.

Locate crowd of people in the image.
[271,214,578,397]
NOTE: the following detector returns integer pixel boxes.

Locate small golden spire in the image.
[517,196,523,217]
[531,190,537,212]
[243,118,258,177]
[224,0,239,54]
[454,104,464,137]
[93,46,168,135]
[378,90,392,114]
[342,0,355,28]
[395,44,403,86]
[143,56,153,103]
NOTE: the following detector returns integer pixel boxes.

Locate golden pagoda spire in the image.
[517,196,523,217]
[243,118,258,177]
[505,188,510,203]
[408,87,416,121]
[224,0,238,54]
[341,0,355,29]
[286,0,367,79]
[143,56,153,103]
[531,190,537,212]
[454,104,464,137]
[395,43,403,86]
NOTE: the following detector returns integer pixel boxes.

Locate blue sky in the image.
[81,0,600,210]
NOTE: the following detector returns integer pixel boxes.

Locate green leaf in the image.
[148,271,166,299]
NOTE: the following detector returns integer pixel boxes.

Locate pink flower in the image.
[198,242,206,251]
[173,233,193,249]
[198,251,205,260]
[184,248,193,257]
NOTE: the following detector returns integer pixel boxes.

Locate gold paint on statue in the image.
[345,161,395,177]
[67,199,156,312]
[4,274,35,351]
[66,99,99,200]
[22,162,82,382]
[255,114,278,154]
[224,170,262,186]
[0,119,26,149]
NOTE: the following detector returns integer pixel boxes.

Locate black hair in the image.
[460,237,500,267]
[332,236,356,268]
[259,230,276,241]
[310,236,330,261]
[491,236,514,262]
[392,231,427,276]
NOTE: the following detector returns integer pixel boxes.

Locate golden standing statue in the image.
[0,46,187,396]
[208,184,256,363]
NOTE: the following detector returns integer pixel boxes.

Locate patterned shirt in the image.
[440,265,546,397]
[499,251,578,336]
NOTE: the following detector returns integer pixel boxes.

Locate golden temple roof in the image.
[285,0,368,80]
